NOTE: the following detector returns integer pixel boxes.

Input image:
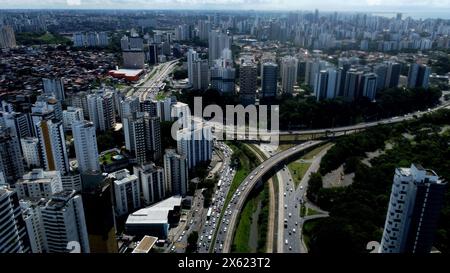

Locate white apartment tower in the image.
[163,149,188,196]
[16,169,63,200]
[380,164,447,253]
[281,56,298,94]
[20,137,41,169]
[110,169,141,216]
[62,107,84,131]
[87,91,116,132]
[72,121,100,173]
[38,191,90,253]
[176,123,213,170]
[133,163,165,205]
[0,186,31,253]
[42,78,65,102]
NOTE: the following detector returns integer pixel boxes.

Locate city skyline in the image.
[1,0,450,18]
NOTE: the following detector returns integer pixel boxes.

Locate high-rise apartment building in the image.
[0,128,25,184]
[281,56,298,94]
[361,73,378,101]
[42,78,65,102]
[187,48,199,86]
[87,91,116,132]
[34,190,90,253]
[123,112,161,165]
[0,186,31,253]
[380,164,447,253]
[192,59,210,91]
[133,163,165,205]
[208,30,232,63]
[260,61,278,98]
[72,121,100,174]
[0,25,17,49]
[210,58,235,94]
[407,63,431,89]
[20,137,41,169]
[239,60,258,106]
[176,122,213,170]
[62,107,84,131]
[163,149,188,196]
[16,169,63,199]
[36,119,70,175]
[110,169,141,216]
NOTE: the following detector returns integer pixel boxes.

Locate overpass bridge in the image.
[221,141,325,253]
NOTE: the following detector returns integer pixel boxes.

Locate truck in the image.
[206,208,212,219]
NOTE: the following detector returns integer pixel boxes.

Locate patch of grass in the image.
[302,142,334,160]
[288,162,311,188]
[306,207,321,216]
[302,220,319,250]
[231,194,258,252]
[155,92,166,101]
[99,151,118,165]
[277,144,295,151]
[300,204,306,217]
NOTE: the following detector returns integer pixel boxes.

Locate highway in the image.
[221,140,324,253]
[208,100,450,139]
[129,59,179,101]
[197,143,236,253]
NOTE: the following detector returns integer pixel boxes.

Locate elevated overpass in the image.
[222,141,325,252]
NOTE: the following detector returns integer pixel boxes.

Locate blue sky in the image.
[2,0,450,14]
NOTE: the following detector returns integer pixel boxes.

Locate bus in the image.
[217,179,222,189]
[206,208,212,219]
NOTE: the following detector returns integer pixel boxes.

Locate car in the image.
[289,213,292,217]
[198,242,202,247]
[260,165,265,169]
[284,204,287,209]
[181,231,186,236]
[219,244,223,250]
[171,246,176,252]
[300,186,304,190]
[208,235,212,241]
[210,230,213,235]
[295,221,298,226]
[290,188,293,192]
[224,227,227,232]
[293,228,296,233]
[289,246,292,250]
[285,239,289,245]
[177,236,182,242]
[249,175,254,180]
[284,192,286,196]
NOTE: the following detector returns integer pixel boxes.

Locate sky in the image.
[2,0,450,15]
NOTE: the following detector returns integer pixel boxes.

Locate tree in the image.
[186,231,199,253]
[306,172,323,203]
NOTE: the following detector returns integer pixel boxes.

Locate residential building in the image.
[134,163,165,205]
[163,149,188,196]
[260,61,278,98]
[281,56,298,94]
[72,121,100,173]
[380,164,447,253]
[110,169,141,216]
[36,119,70,175]
[16,169,63,199]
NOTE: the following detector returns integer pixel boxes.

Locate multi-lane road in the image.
[197,143,236,253]
[221,141,324,252]
[128,59,179,101]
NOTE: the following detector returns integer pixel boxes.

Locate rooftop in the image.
[126,196,182,225]
[132,236,158,253]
